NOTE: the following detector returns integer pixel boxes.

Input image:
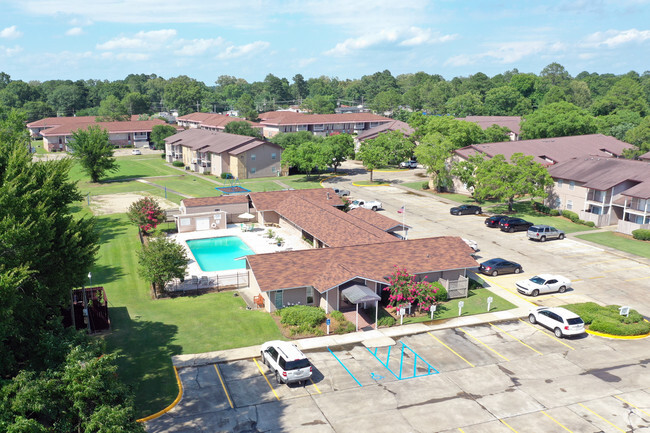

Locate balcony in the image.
[586,190,610,203]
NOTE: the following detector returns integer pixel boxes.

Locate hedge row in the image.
[632,229,650,241]
[279,305,326,328]
[563,302,650,336]
[561,210,596,227]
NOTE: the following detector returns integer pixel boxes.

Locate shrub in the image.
[330,310,345,322]
[550,209,560,216]
[290,323,324,336]
[335,321,357,334]
[564,302,650,336]
[220,172,233,179]
[278,305,326,328]
[127,196,165,234]
[172,160,184,167]
[161,153,166,159]
[433,282,447,302]
[562,210,579,223]
[533,201,550,214]
[377,316,396,327]
[632,229,650,241]
[421,182,430,190]
[585,221,596,227]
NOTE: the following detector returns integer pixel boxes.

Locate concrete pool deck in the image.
[168,224,309,291]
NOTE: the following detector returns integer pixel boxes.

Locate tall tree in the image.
[623,116,650,158]
[68,125,119,182]
[280,140,328,177]
[322,133,355,173]
[0,109,98,375]
[445,92,484,116]
[138,235,188,298]
[271,131,318,148]
[472,153,553,211]
[163,75,206,115]
[223,121,262,138]
[122,92,151,115]
[96,95,129,121]
[301,95,336,114]
[357,138,390,182]
[519,101,597,139]
[292,74,308,100]
[368,130,415,165]
[150,124,178,149]
[414,132,455,191]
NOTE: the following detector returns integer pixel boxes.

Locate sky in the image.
[1,0,649,85]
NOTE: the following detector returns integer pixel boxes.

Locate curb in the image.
[137,366,183,423]
[351,182,390,187]
[585,329,650,340]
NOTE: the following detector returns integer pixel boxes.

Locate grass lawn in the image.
[399,287,517,324]
[31,140,47,154]
[93,213,283,417]
[575,232,650,259]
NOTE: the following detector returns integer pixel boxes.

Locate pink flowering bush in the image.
[127,196,165,235]
[384,266,438,312]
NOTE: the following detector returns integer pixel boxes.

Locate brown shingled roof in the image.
[348,207,411,231]
[249,188,341,211]
[355,120,415,141]
[40,119,172,136]
[258,111,392,126]
[163,128,275,155]
[548,156,650,197]
[177,112,261,129]
[457,116,522,134]
[246,236,477,293]
[455,134,632,166]
[274,196,397,247]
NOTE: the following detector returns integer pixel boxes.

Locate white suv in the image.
[528,307,585,338]
[260,341,312,385]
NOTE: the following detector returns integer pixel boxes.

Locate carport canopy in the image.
[341,284,380,331]
[342,284,381,304]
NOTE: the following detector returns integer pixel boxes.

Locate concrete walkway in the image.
[172,280,532,368]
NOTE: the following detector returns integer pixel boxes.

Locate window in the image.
[566,200,573,210]
[557,179,563,188]
[569,181,575,190]
[180,218,191,226]
[271,153,276,160]
[251,154,256,160]
[313,124,324,131]
[271,166,276,173]
[251,167,256,174]
[306,287,314,305]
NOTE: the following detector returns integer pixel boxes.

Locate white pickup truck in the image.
[349,199,382,211]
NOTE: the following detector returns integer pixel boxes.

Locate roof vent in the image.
[326,192,330,200]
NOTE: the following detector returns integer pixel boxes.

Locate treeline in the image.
[1,63,649,121]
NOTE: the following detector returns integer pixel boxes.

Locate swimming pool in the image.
[186,236,255,272]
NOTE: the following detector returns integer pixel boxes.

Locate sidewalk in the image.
[172,281,532,368]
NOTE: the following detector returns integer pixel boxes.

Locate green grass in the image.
[400,288,516,324]
[31,139,48,154]
[94,214,283,417]
[575,232,650,258]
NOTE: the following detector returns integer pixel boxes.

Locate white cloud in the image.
[0,26,22,39]
[173,38,225,56]
[444,41,565,67]
[65,27,84,36]
[96,29,177,50]
[325,27,454,56]
[217,41,270,59]
[297,57,317,68]
[17,0,269,26]
[0,45,23,56]
[100,52,150,61]
[583,28,650,47]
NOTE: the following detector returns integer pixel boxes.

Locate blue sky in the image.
[1,0,649,85]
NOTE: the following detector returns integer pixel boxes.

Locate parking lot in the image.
[147,320,650,432]
[146,168,650,432]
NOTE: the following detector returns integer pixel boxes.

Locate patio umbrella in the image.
[238,212,255,220]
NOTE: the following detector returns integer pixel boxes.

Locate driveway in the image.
[146,321,650,432]
[327,164,650,317]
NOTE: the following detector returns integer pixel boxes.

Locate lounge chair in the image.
[199,276,209,288]
[191,275,199,287]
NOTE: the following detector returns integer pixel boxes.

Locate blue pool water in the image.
[186,236,255,272]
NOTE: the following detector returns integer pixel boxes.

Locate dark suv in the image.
[499,217,534,233]
[450,205,482,215]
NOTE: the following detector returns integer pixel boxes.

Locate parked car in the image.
[332,188,350,197]
[499,217,534,232]
[528,307,585,338]
[516,274,571,296]
[479,258,523,276]
[131,149,142,155]
[399,160,418,169]
[527,225,565,242]
[260,340,312,385]
[484,215,509,228]
[450,205,482,215]
[462,238,479,252]
[349,199,382,211]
